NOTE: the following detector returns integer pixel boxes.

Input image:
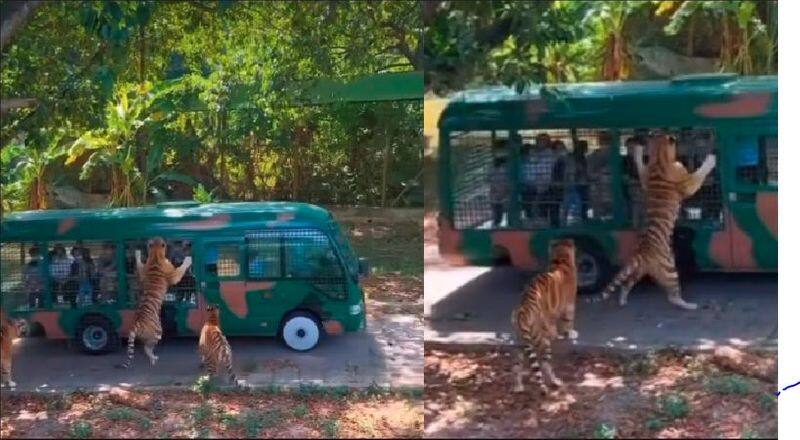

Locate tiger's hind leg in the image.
[512,347,527,393]
[618,260,645,307]
[143,333,162,366]
[557,304,578,340]
[539,340,562,388]
[524,342,551,395]
[652,255,697,310]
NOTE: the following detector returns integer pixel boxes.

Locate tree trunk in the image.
[380,130,391,207]
[0,0,43,51]
[687,13,695,57]
[139,22,146,83]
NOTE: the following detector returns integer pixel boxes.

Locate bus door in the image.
[723,128,778,269]
[199,237,264,334]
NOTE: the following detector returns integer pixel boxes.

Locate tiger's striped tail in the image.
[586,256,642,303]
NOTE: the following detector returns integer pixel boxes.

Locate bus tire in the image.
[280,311,321,352]
[571,238,612,295]
[75,315,120,355]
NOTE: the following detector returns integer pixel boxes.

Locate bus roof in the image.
[439,74,777,130]
[1,201,337,242]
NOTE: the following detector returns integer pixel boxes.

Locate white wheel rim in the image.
[283,316,319,351]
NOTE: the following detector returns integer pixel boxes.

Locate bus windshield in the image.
[331,224,359,279]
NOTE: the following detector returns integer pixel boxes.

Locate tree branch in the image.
[0,97,38,115]
[1,0,43,51]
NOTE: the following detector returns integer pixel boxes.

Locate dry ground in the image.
[425,346,777,439]
[1,387,423,439]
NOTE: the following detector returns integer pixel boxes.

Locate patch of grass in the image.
[296,383,325,397]
[625,350,658,376]
[291,404,308,418]
[658,393,690,420]
[364,382,388,397]
[105,407,152,430]
[397,386,424,400]
[330,385,350,400]
[707,374,756,395]
[69,421,92,439]
[241,410,262,438]
[192,402,214,424]
[322,418,340,438]
[46,393,73,411]
[192,375,216,399]
[593,422,616,439]
[741,426,761,439]
[219,412,239,428]
[645,417,665,431]
[759,392,777,411]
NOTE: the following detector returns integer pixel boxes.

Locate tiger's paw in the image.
[135,250,142,261]
[114,364,129,369]
[183,257,193,267]
[149,355,159,366]
[549,377,564,388]
[567,330,579,340]
[7,380,16,388]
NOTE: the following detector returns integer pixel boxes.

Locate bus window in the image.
[125,239,197,304]
[518,129,573,228]
[45,241,118,308]
[579,129,615,223]
[736,135,777,187]
[620,128,722,227]
[284,229,343,279]
[246,231,282,279]
[450,130,511,229]
[205,244,241,277]
[0,242,43,311]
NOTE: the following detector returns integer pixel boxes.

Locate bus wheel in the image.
[75,315,119,355]
[573,240,611,295]
[280,311,321,352]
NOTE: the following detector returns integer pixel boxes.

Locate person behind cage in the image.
[521,133,557,224]
[23,246,45,309]
[489,156,509,227]
[561,140,589,225]
[97,243,117,304]
[625,135,648,226]
[586,133,614,220]
[549,139,569,227]
[74,247,96,306]
[49,244,72,307]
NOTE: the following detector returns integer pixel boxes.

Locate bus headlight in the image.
[349,302,363,315]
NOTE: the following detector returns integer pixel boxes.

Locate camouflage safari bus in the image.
[436,73,777,293]
[0,201,369,353]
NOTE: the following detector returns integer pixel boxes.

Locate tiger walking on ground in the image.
[1,311,28,387]
[511,239,577,395]
[594,134,716,310]
[117,237,192,368]
[198,304,236,384]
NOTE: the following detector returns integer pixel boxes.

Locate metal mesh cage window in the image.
[1,242,43,311]
[125,239,197,305]
[450,130,512,229]
[734,135,777,186]
[283,229,344,280]
[39,241,118,309]
[206,244,240,277]
[621,128,723,228]
[246,231,282,279]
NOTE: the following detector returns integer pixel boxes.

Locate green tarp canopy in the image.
[157,71,423,112]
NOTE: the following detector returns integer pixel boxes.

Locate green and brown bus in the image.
[436,73,777,293]
[0,201,369,353]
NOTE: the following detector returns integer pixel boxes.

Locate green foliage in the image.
[424,0,777,93]
[2,1,422,213]
[593,422,617,439]
[291,404,308,418]
[758,392,777,412]
[658,393,690,420]
[192,374,216,399]
[706,374,756,395]
[191,401,213,424]
[322,418,340,438]
[192,183,217,203]
[69,420,93,439]
[645,417,665,431]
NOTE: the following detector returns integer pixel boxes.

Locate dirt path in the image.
[424,346,777,438]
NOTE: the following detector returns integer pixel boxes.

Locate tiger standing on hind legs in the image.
[117,237,193,369]
[1,311,28,387]
[593,134,716,310]
[511,239,577,395]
